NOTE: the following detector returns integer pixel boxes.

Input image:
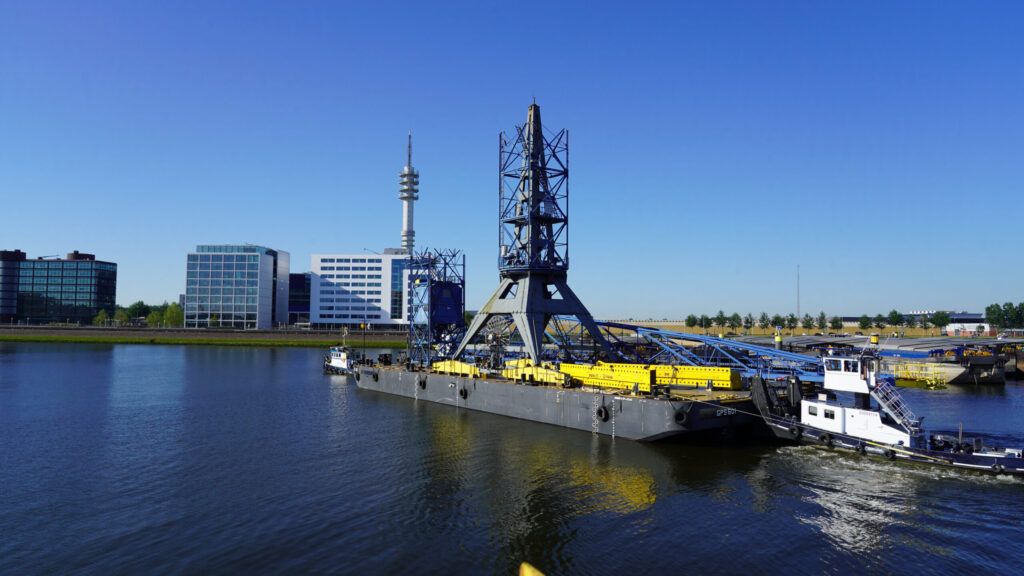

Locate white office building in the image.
[309,135,421,329]
[310,249,411,328]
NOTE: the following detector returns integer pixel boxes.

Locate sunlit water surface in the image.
[1,343,1022,574]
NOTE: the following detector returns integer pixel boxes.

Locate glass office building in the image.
[0,250,117,325]
[184,245,289,329]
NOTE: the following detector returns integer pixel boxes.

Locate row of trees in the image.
[984,302,1024,329]
[854,310,950,331]
[682,310,955,332]
[92,301,184,327]
[684,311,844,332]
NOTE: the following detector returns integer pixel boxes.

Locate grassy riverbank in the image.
[0,328,407,348]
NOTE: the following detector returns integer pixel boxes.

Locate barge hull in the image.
[355,366,758,441]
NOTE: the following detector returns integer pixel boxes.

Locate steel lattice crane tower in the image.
[453,102,612,364]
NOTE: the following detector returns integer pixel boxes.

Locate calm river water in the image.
[1,343,1022,575]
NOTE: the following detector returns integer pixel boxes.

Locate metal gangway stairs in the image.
[870,377,920,433]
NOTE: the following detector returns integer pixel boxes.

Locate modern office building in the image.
[0,249,117,325]
[184,245,289,329]
[309,249,411,328]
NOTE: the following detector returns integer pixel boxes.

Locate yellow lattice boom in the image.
[558,362,656,392]
[651,365,742,390]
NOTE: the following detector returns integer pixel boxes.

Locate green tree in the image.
[113,309,129,326]
[858,315,872,330]
[685,314,698,329]
[919,315,930,330]
[126,300,151,319]
[785,313,798,330]
[464,310,475,325]
[698,314,711,332]
[743,313,754,331]
[829,316,843,331]
[713,310,726,329]
[801,314,814,330]
[758,312,770,330]
[1017,302,1024,328]
[1003,302,1020,328]
[146,310,163,327]
[727,313,742,331]
[931,311,951,329]
[887,309,904,328]
[92,309,109,326]
[163,303,184,327]
[985,303,1004,327]
[904,314,917,329]
[771,314,785,328]
[817,312,827,331]
[873,314,887,330]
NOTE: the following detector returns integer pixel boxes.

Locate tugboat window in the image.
[808,406,818,416]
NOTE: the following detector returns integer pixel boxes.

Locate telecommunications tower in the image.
[453,102,612,363]
[399,132,419,253]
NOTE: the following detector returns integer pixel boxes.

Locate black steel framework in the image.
[453,103,612,364]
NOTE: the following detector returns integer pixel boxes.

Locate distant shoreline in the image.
[0,327,407,349]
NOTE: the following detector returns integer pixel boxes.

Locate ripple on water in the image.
[3,345,1024,575]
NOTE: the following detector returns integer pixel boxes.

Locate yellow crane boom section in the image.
[501,364,569,386]
[558,362,741,392]
[431,360,481,378]
[558,362,656,392]
[650,365,741,390]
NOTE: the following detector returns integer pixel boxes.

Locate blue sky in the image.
[2,1,1021,319]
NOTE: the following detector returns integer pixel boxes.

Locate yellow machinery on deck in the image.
[431,360,481,378]
[558,362,656,392]
[432,357,742,393]
[502,359,570,386]
[558,362,742,392]
[651,365,741,390]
